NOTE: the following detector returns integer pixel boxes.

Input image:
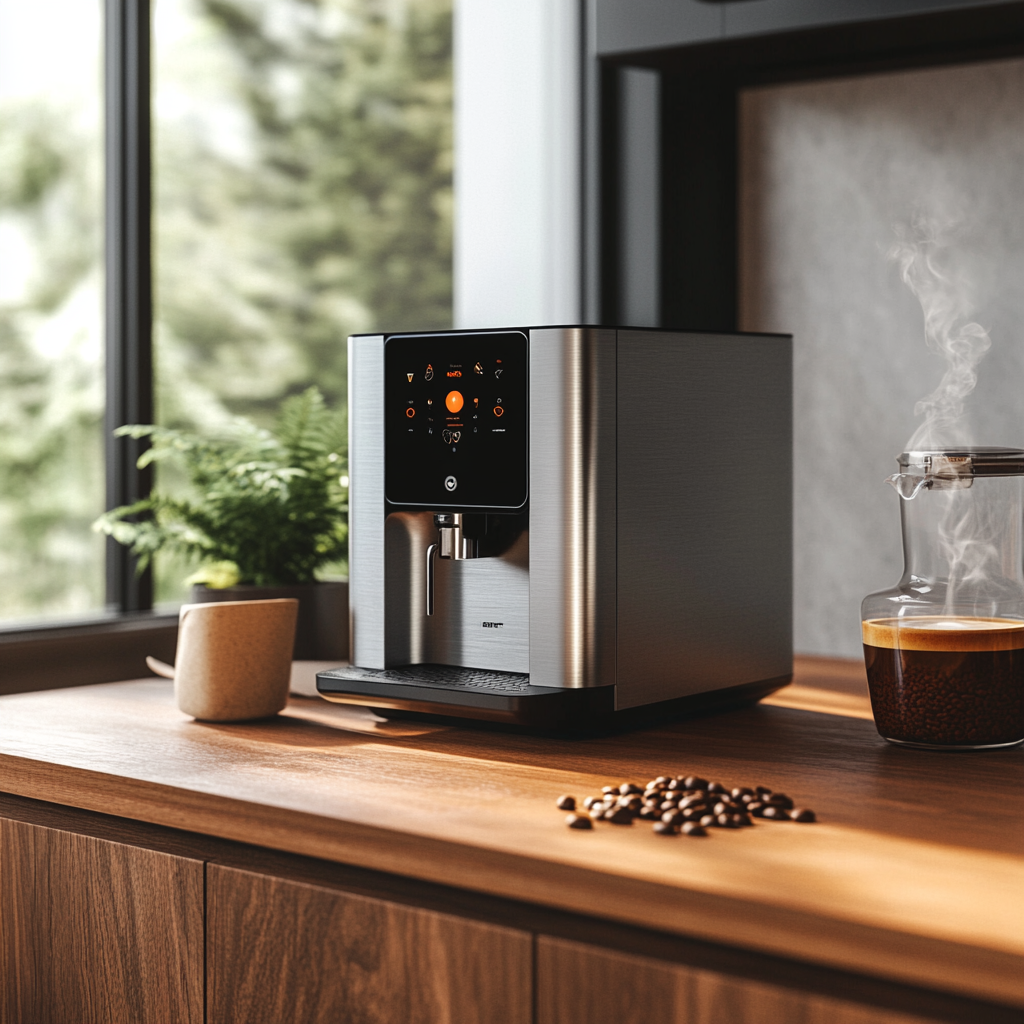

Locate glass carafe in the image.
[861,448,1024,749]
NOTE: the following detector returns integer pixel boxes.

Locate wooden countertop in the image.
[1,658,1022,1007]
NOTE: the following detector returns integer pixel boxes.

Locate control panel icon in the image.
[444,475,457,492]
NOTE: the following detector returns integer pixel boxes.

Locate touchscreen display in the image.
[385,331,528,510]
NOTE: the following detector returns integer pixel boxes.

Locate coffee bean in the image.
[605,806,634,824]
[562,779,819,841]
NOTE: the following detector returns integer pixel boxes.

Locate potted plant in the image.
[94,387,349,659]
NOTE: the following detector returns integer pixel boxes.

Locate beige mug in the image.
[148,598,298,722]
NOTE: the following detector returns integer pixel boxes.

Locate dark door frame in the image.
[586,0,1024,330]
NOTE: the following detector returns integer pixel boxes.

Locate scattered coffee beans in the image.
[559,772,818,840]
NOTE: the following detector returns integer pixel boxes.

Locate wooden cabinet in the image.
[207,864,533,1024]
[0,818,203,1024]
[535,938,939,1024]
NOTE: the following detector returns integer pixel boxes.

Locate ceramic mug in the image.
[148,598,298,722]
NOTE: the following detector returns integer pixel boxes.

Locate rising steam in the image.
[888,215,1007,613]
[889,215,991,451]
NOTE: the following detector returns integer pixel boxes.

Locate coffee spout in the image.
[886,473,928,500]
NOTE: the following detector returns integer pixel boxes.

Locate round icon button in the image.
[444,475,457,492]
[445,390,464,413]
[492,405,504,417]
[405,407,415,418]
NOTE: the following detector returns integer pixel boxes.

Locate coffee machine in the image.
[318,326,792,727]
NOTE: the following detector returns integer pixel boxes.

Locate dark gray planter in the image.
[188,580,348,660]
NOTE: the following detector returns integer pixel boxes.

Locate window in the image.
[0,1,105,624]
[0,0,452,626]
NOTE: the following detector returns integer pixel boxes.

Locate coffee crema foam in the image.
[862,616,1024,652]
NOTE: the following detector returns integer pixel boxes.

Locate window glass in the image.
[0,1,105,623]
[153,0,453,604]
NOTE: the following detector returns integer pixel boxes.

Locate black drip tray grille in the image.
[316,662,616,725]
[320,664,536,694]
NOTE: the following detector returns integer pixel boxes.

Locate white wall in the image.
[454,0,582,328]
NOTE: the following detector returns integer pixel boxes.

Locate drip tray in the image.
[316,663,614,726]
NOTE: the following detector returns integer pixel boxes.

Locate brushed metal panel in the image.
[529,328,617,689]
[615,330,792,709]
[348,335,386,669]
[385,512,529,673]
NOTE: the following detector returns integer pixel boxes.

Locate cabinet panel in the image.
[536,937,941,1024]
[207,864,532,1024]
[0,817,204,1024]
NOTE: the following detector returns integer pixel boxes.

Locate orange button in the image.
[405,407,416,418]
[493,405,504,417]
[446,390,464,413]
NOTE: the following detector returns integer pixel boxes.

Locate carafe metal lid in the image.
[899,447,1024,477]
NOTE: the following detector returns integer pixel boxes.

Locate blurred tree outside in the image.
[0,0,106,623]
[0,0,453,620]
[153,0,453,601]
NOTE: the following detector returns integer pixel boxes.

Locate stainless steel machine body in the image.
[318,326,792,726]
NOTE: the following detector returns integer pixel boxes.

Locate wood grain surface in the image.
[207,864,532,1024]
[0,817,203,1023]
[0,657,1021,1007]
[536,937,939,1024]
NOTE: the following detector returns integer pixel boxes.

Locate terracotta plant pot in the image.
[188,580,348,661]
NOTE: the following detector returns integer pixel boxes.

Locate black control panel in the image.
[385,331,528,510]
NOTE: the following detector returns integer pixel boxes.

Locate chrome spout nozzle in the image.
[434,513,477,560]
[426,513,478,616]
